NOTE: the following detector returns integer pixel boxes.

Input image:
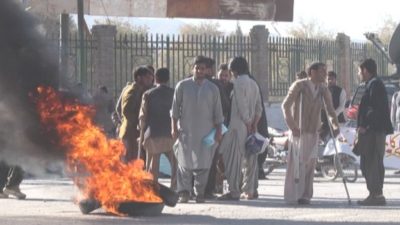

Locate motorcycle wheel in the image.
[320,164,338,181]
[333,153,358,183]
[340,156,358,183]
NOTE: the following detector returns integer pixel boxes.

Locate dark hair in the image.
[296,70,307,79]
[359,58,377,76]
[229,56,249,75]
[307,62,326,75]
[133,66,151,81]
[146,65,155,74]
[205,57,215,69]
[193,56,209,66]
[219,63,228,71]
[328,71,337,79]
[155,68,170,83]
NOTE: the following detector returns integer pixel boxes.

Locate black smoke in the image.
[0,0,63,175]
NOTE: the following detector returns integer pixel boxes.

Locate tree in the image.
[287,18,335,40]
[94,18,149,35]
[179,22,224,36]
[375,16,398,45]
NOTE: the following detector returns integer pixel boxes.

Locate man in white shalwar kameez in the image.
[171,56,224,203]
[218,57,263,200]
[282,62,339,205]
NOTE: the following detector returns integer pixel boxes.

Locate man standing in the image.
[390,89,400,175]
[118,66,153,162]
[218,56,263,201]
[282,62,339,205]
[327,71,346,123]
[216,63,234,126]
[203,59,232,199]
[0,161,26,199]
[356,58,393,206]
[171,56,224,203]
[320,71,347,139]
[391,90,400,132]
[138,68,177,189]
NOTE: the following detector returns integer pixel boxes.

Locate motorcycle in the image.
[316,137,359,183]
[263,127,289,176]
[263,127,359,183]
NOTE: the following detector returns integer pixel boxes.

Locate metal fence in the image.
[113,34,251,98]
[54,33,391,99]
[267,37,338,97]
[350,42,392,93]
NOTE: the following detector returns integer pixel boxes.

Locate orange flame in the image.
[33,86,161,214]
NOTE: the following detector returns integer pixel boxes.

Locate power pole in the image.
[77,0,86,87]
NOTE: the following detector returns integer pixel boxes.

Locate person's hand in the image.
[250,123,258,134]
[333,128,340,138]
[358,127,367,134]
[292,127,300,137]
[214,130,223,143]
[171,128,179,140]
[246,123,252,134]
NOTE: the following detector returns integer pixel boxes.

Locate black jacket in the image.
[357,76,393,135]
[146,85,174,137]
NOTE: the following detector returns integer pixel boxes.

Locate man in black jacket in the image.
[138,68,177,189]
[356,58,393,206]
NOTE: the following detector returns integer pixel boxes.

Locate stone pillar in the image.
[336,33,352,99]
[250,25,270,104]
[91,25,117,94]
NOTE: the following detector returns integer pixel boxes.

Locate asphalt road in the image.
[1,168,399,225]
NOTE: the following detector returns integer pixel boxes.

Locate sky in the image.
[83,0,400,41]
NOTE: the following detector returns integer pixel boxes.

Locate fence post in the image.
[92,25,117,94]
[250,25,270,104]
[59,13,69,89]
[336,33,352,99]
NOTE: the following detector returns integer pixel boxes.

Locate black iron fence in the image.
[52,33,391,100]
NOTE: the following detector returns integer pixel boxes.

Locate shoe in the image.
[0,192,8,199]
[3,186,26,200]
[195,194,205,203]
[217,192,240,201]
[204,192,217,200]
[297,198,310,205]
[258,169,267,180]
[178,191,190,203]
[253,190,259,199]
[357,195,386,206]
[240,192,257,200]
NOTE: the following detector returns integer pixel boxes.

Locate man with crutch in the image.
[282,62,340,205]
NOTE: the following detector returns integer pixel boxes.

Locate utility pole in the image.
[77,0,86,87]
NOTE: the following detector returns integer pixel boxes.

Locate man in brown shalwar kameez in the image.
[282,62,340,205]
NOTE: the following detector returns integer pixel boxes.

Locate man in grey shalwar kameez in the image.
[171,56,224,203]
[218,57,263,200]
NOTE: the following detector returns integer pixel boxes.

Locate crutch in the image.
[294,92,303,185]
[322,97,352,205]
